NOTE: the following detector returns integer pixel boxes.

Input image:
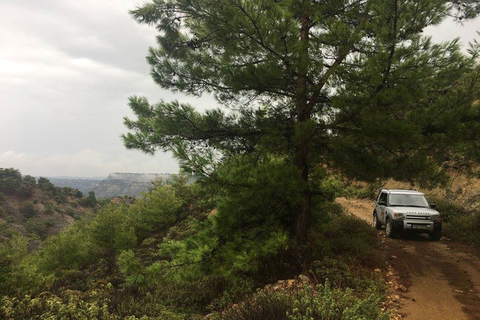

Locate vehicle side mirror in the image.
[430,203,436,209]
[378,200,386,206]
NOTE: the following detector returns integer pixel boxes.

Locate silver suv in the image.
[373,189,442,240]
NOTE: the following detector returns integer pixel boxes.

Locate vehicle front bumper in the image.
[392,220,442,232]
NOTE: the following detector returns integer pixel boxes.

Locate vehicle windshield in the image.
[388,194,429,208]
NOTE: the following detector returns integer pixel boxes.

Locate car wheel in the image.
[429,230,442,241]
[373,212,382,230]
[386,218,396,239]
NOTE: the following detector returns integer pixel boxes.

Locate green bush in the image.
[0,168,22,194]
[25,218,48,240]
[217,290,291,320]
[127,185,181,240]
[287,283,388,320]
[310,215,382,267]
[433,198,480,246]
[216,282,388,320]
[38,219,95,272]
[1,284,115,320]
[89,204,137,263]
[21,201,36,219]
[0,234,49,296]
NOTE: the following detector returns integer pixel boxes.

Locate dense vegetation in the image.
[0,173,388,319]
[433,197,480,247]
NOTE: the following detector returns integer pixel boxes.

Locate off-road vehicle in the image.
[373,189,442,240]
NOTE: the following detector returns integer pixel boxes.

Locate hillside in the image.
[382,168,480,211]
[0,168,93,246]
[48,177,103,196]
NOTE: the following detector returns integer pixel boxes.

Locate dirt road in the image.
[336,197,480,320]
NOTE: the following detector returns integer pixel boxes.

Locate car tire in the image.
[373,212,382,230]
[429,230,442,241]
[386,218,396,239]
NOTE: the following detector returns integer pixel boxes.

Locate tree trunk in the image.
[294,14,311,242]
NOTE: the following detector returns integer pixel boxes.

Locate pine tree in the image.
[124,0,480,240]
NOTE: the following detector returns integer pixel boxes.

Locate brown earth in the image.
[337,197,480,320]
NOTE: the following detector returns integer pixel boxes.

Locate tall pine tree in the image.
[124,0,480,240]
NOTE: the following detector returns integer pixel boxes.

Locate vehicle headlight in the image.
[393,212,405,220]
[430,215,441,222]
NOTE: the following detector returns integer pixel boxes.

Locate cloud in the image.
[0,149,179,177]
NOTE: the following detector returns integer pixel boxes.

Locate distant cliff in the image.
[49,173,173,199]
[92,173,173,198]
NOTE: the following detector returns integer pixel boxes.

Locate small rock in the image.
[411,298,416,302]
[375,268,381,273]
[396,285,407,292]
[298,274,310,283]
[455,290,464,294]
[390,255,398,260]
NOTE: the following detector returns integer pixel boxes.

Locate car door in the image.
[376,192,388,223]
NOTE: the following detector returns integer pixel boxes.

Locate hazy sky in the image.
[0,1,479,177]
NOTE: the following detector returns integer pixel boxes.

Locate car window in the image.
[389,194,429,207]
[379,192,387,204]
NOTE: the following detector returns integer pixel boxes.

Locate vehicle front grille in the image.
[406,214,429,221]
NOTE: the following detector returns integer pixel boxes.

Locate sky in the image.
[0,1,479,177]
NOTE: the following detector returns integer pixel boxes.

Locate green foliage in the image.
[310,257,385,295]
[216,282,388,320]
[0,234,48,296]
[37,177,55,195]
[38,219,95,272]
[1,283,116,320]
[21,201,36,219]
[217,290,291,320]
[86,191,97,207]
[118,250,146,287]
[128,185,180,240]
[19,175,37,196]
[25,218,48,240]
[138,157,303,282]
[433,198,480,246]
[90,204,137,259]
[44,202,54,214]
[287,283,388,320]
[0,168,22,194]
[310,215,382,267]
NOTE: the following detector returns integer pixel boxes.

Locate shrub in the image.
[433,198,480,247]
[0,284,115,320]
[215,282,388,320]
[44,203,54,214]
[89,204,137,264]
[21,201,36,219]
[38,219,95,272]
[310,215,382,267]
[25,218,48,240]
[0,234,48,296]
[127,185,181,240]
[0,168,22,194]
[287,283,388,320]
[217,291,291,320]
